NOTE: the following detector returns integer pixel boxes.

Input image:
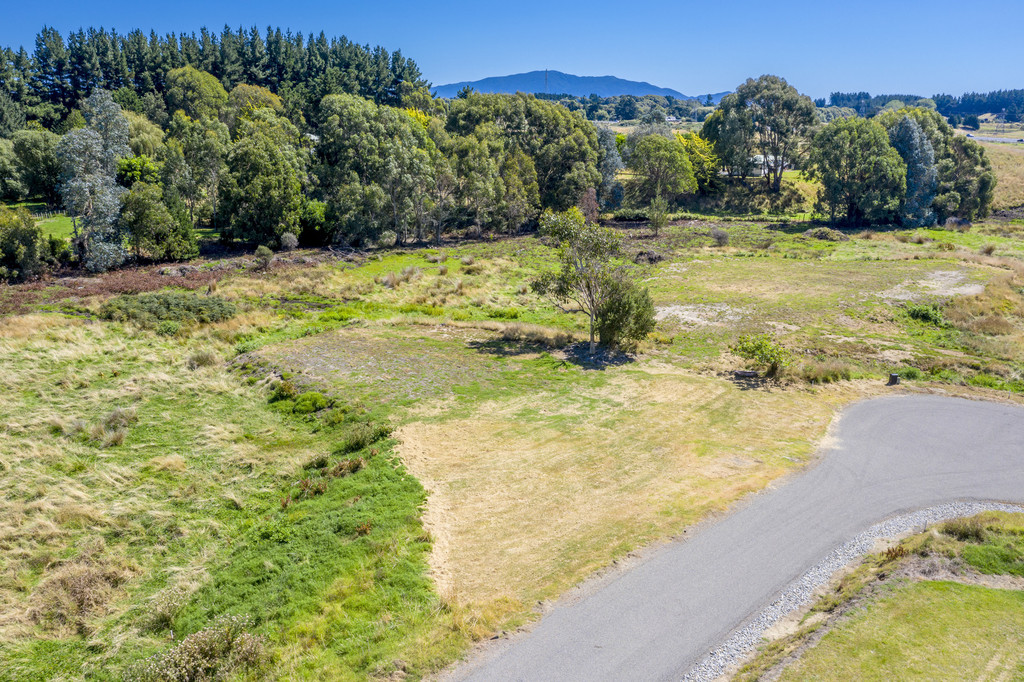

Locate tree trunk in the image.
[589,312,596,356]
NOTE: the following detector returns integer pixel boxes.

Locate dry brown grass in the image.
[982,142,1024,211]
[396,367,883,609]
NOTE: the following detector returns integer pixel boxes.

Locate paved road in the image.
[446,395,1024,682]
[966,134,1024,144]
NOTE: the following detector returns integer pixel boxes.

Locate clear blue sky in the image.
[3,0,1023,99]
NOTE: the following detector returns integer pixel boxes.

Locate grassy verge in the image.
[738,513,1024,681]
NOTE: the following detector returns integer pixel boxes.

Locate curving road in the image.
[444,395,1024,682]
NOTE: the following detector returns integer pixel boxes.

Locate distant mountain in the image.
[432,70,728,102]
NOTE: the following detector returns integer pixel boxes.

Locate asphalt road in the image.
[445,395,1024,682]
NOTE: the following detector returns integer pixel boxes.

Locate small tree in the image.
[532,207,654,355]
[648,192,669,237]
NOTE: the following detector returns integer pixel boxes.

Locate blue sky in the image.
[3,0,1023,99]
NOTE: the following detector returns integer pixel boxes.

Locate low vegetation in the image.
[738,513,1024,681]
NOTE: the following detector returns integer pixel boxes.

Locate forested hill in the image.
[0,25,428,127]
[433,70,726,101]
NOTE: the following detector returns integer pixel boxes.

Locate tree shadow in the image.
[724,370,771,391]
[465,339,636,370]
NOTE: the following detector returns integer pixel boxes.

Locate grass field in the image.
[1,199,1024,678]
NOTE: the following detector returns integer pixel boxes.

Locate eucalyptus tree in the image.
[55,89,130,271]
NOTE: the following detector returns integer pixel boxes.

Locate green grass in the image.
[779,582,1024,681]
[0,317,475,680]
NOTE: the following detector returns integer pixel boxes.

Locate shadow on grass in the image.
[466,339,636,370]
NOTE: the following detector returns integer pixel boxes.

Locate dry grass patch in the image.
[982,142,1024,211]
[397,366,881,610]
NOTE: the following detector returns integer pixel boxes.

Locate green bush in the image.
[905,303,945,326]
[732,333,790,377]
[941,517,986,542]
[155,321,180,336]
[0,206,47,281]
[597,277,656,350]
[293,392,330,414]
[898,366,924,380]
[269,380,299,403]
[254,245,273,269]
[100,291,237,329]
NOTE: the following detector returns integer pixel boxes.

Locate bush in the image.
[596,277,656,350]
[0,206,47,281]
[612,207,648,221]
[254,245,273,269]
[803,226,850,242]
[732,333,790,377]
[710,227,729,246]
[979,243,996,256]
[156,320,180,336]
[377,230,397,248]
[269,380,298,403]
[293,391,330,414]
[280,232,298,251]
[898,366,924,380]
[905,303,945,326]
[100,291,237,329]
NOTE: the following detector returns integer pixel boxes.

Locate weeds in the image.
[941,516,986,542]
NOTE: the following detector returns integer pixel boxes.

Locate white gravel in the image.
[681,501,1024,681]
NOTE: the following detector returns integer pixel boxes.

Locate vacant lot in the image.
[1,207,1024,678]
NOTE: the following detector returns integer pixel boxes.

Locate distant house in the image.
[666,116,679,122]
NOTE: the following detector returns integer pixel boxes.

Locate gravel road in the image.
[443,395,1024,682]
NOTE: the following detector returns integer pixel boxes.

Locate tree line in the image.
[828,89,1024,121]
[0,29,999,283]
[0,25,428,133]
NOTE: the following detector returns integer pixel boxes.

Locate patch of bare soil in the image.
[655,303,745,327]
[880,269,985,302]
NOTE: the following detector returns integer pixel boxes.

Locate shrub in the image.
[156,320,180,336]
[596,277,656,350]
[460,255,475,266]
[377,230,397,248]
[293,391,330,414]
[280,232,298,251]
[905,303,945,326]
[979,243,996,255]
[941,516,986,542]
[100,291,237,329]
[612,207,649,221]
[425,252,447,263]
[269,380,298,403]
[254,245,273,269]
[126,614,270,682]
[898,366,924,380]
[803,226,849,242]
[0,206,48,281]
[936,241,955,251]
[710,227,729,246]
[732,333,790,377]
[438,264,448,276]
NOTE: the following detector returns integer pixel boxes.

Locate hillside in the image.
[433,69,728,101]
